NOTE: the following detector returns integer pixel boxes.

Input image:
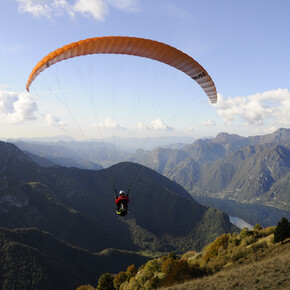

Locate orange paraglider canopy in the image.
[26,36,217,103]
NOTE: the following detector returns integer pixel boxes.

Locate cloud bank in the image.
[93,118,125,129]
[0,91,38,124]
[45,114,66,127]
[201,119,216,126]
[16,0,139,20]
[215,89,290,127]
[137,118,174,131]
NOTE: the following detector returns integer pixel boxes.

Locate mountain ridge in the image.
[0,141,237,254]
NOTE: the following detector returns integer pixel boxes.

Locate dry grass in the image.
[164,241,290,290]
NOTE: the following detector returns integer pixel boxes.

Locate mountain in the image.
[0,141,237,254]
[9,136,195,169]
[180,144,290,210]
[0,227,149,290]
[131,128,290,211]
[12,140,106,169]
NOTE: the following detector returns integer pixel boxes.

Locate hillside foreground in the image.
[88,226,290,289]
[166,235,290,290]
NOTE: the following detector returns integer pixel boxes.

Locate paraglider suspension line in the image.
[127,165,144,195]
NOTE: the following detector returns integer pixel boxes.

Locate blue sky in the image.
[0,0,290,140]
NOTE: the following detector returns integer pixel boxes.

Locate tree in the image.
[113,271,128,290]
[274,217,290,244]
[97,273,114,290]
[253,224,262,231]
[126,264,137,278]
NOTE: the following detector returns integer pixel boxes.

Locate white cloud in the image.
[137,118,174,131]
[215,89,290,127]
[45,114,66,127]
[201,119,216,126]
[0,91,38,124]
[93,118,125,129]
[136,122,148,130]
[16,0,49,18]
[73,0,108,21]
[15,0,138,20]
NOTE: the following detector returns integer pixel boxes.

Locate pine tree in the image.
[274,217,290,244]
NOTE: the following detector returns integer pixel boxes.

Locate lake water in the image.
[229,216,253,229]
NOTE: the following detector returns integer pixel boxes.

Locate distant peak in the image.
[214,132,243,143]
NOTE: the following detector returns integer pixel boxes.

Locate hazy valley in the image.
[0,128,289,288]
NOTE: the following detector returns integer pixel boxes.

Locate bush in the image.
[144,275,164,289]
[113,271,128,290]
[181,251,196,260]
[188,263,207,278]
[242,235,256,246]
[231,248,248,262]
[274,217,290,244]
[203,234,229,262]
[253,224,262,231]
[144,259,161,276]
[250,241,268,253]
[240,227,251,238]
[126,264,137,279]
[76,285,95,290]
[163,260,190,287]
[97,273,114,290]
[161,257,177,275]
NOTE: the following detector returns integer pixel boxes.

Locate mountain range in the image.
[9,129,290,215]
[0,140,238,288]
[131,128,290,211]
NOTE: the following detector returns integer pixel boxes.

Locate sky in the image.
[0,0,290,141]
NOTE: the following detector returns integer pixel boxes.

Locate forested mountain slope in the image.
[0,141,237,254]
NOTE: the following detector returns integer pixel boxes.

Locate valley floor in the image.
[164,240,290,290]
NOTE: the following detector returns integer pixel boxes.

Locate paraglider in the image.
[115,190,130,216]
[26,36,217,103]
[26,36,218,216]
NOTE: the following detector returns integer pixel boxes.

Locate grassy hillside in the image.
[87,225,290,289]
[166,237,290,289]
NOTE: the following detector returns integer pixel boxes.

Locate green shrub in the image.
[144,259,161,276]
[250,241,268,253]
[243,235,256,246]
[253,224,262,231]
[144,275,164,289]
[260,226,275,236]
[240,227,251,238]
[113,271,128,290]
[97,273,114,290]
[228,235,240,247]
[126,264,137,279]
[231,248,247,262]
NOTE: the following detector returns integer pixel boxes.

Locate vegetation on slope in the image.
[79,218,290,289]
[0,227,150,290]
[0,141,238,253]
